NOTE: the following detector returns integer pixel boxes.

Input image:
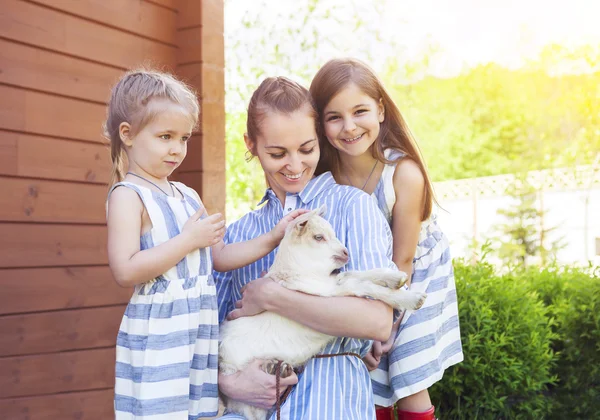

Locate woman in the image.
[214,76,398,419]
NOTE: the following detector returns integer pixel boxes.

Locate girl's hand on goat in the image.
[363,341,383,371]
[269,208,311,243]
[227,276,281,320]
[218,359,298,409]
[181,206,226,249]
[362,315,402,370]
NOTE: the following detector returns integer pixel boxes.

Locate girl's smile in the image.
[323,83,384,158]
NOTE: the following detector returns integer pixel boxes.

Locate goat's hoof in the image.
[262,360,294,378]
[392,272,408,289]
[412,292,427,310]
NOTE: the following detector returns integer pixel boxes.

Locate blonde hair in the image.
[104,69,200,187]
[310,58,436,220]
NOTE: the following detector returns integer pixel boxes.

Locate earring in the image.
[245,150,254,162]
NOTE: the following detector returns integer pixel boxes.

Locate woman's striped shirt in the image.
[214,172,396,420]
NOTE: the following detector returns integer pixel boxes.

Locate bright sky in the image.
[226,0,600,75]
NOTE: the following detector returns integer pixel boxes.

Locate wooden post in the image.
[174,0,226,216]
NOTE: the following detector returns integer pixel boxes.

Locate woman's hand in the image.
[227,276,282,320]
[362,316,402,371]
[219,359,298,409]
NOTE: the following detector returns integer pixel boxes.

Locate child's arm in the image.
[390,158,425,285]
[107,187,225,287]
[212,209,309,272]
[364,158,426,365]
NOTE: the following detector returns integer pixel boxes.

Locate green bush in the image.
[430,261,558,419]
[520,265,600,419]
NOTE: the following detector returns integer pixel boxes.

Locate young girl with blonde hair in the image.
[310,58,464,420]
[105,69,304,419]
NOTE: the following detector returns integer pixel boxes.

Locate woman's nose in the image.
[286,154,302,172]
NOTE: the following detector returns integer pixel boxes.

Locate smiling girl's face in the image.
[322,83,384,159]
[245,104,320,204]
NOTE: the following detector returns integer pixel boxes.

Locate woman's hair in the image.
[310,58,436,220]
[245,76,318,156]
[104,69,200,187]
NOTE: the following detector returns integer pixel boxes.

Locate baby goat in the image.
[219,207,427,420]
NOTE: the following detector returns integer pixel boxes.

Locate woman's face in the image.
[322,83,384,158]
[246,105,320,202]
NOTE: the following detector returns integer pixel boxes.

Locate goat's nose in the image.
[342,248,349,257]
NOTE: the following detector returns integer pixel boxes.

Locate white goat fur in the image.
[219,207,427,420]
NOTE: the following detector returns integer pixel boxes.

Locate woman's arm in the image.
[228,193,398,342]
[228,277,392,341]
[107,187,224,287]
[390,158,425,285]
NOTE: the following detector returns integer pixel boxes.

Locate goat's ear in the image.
[286,210,314,235]
[316,204,327,217]
[295,220,309,236]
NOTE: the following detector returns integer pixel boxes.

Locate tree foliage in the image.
[224,0,600,220]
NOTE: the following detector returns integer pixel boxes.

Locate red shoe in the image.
[376,406,395,420]
[397,405,436,420]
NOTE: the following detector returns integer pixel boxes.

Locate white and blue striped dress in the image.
[370,149,464,406]
[109,181,219,420]
[214,172,397,420]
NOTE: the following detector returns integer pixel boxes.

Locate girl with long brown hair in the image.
[310,58,464,420]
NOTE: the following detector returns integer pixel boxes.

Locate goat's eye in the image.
[313,234,324,241]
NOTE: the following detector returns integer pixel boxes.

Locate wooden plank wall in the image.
[174,0,226,214]
[0,1,225,418]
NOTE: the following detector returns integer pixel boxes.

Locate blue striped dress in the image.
[109,181,219,420]
[370,149,464,406]
[214,172,397,420]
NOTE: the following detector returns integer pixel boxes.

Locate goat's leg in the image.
[335,273,426,311]
[262,360,294,378]
[338,268,408,289]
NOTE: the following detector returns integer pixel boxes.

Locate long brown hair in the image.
[310,58,436,220]
[104,69,200,187]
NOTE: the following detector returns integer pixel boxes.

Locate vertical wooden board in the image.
[175,170,225,215]
[176,27,203,64]
[0,266,130,315]
[17,134,111,184]
[0,85,106,143]
[177,62,203,88]
[200,102,226,172]
[0,0,175,69]
[175,134,203,172]
[201,33,225,67]
[201,170,226,216]
[147,0,177,11]
[177,0,202,28]
[0,224,108,267]
[0,388,114,420]
[0,348,115,398]
[0,38,119,103]
[199,65,225,103]
[0,306,124,357]
[0,178,107,223]
[0,133,18,176]
[30,0,177,44]
[200,0,225,35]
